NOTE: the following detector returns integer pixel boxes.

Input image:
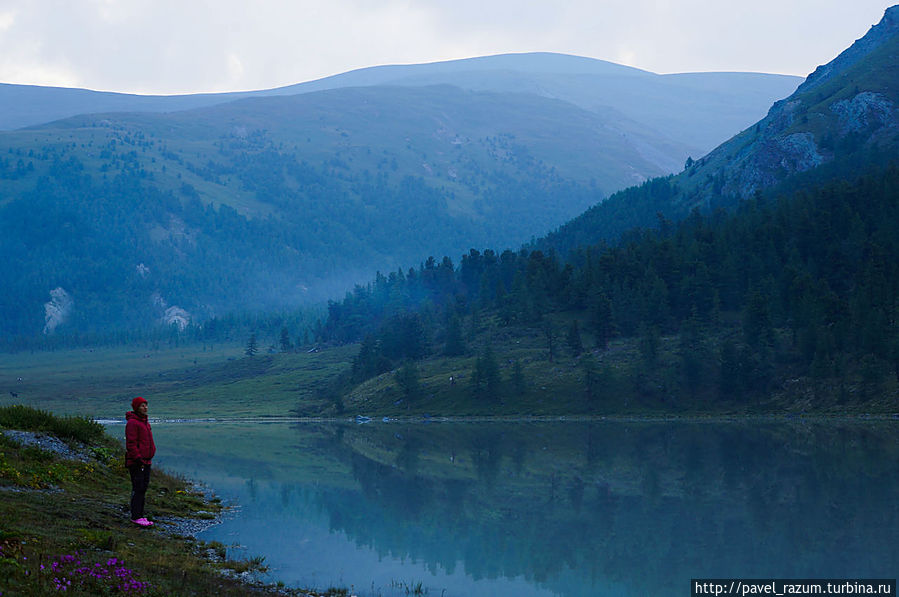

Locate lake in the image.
[150,419,899,597]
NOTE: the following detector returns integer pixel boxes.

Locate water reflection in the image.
[153,420,899,597]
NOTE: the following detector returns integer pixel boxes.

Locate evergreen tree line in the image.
[2,304,320,355]
[322,163,899,404]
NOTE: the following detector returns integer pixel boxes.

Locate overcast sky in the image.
[0,1,894,95]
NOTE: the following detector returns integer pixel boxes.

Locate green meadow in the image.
[0,343,357,419]
[0,314,656,422]
[4,305,896,423]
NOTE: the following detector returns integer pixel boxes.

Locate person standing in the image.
[125,396,156,527]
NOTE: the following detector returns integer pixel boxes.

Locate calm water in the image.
[150,419,899,597]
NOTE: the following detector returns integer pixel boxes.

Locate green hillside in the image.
[314,162,899,416]
[315,2,899,415]
[1,84,692,339]
[5,165,898,418]
[0,49,803,342]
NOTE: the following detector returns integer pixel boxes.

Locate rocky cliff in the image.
[684,5,899,202]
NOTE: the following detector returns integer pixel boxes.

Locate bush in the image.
[0,405,104,446]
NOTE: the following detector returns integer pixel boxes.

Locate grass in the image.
[0,405,349,595]
[3,308,897,424]
[1,323,629,421]
[0,342,357,419]
[343,312,726,418]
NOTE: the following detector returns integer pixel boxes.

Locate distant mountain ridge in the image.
[1,52,800,158]
[0,54,801,338]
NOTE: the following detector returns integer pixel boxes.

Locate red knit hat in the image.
[132,396,147,411]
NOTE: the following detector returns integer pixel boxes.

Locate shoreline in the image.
[96,411,899,425]
[0,425,328,596]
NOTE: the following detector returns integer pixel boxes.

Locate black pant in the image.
[129,463,151,520]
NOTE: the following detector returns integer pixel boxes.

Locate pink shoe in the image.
[131,518,153,527]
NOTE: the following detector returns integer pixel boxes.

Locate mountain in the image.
[313,8,899,415]
[680,5,899,201]
[541,6,899,255]
[271,53,802,157]
[0,55,799,339]
[0,84,253,133]
[0,85,674,337]
[0,52,801,161]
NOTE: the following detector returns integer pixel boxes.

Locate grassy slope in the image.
[342,316,899,418]
[0,343,357,419]
[4,308,896,422]
[1,85,648,212]
[2,328,662,420]
[0,406,351,596]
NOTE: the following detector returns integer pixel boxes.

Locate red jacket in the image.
[125,410,156,467]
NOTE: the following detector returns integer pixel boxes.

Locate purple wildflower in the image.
[32,551,151,594]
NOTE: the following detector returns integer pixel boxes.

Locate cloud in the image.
[0,9,14,31]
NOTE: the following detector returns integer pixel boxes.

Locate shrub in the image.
[0,405,104,445]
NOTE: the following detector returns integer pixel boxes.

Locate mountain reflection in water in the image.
[152,420,899,597]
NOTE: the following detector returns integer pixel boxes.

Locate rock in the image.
[1,429,91,462]
[830,92,896,133]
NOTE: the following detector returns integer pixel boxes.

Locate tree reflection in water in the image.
[155,420,899,597]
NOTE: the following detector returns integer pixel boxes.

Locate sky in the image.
[0,1,894,95]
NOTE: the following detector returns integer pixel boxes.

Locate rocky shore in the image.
[0,427,345,596]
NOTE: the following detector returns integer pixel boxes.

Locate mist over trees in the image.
[0,104,605,343]
[321,163,899,406]
[4,136,897,410]
[0,60,807,346]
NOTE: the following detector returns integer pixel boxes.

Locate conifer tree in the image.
[718,339,741,398]
[591,294,614,350]
[280,327,292,352]
[471,343,501,401]
[245,333,258,358]
[743,289,773,349]
[444,314,466,356]
[638,323,659,368]
[396,360,422,403]
[678,314,708,397]
[543,321,558,363]
[566,320,584,357]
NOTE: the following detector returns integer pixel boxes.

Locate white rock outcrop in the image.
[830,92,896,133]
[162,306,191,331]
[43,287,73,335]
